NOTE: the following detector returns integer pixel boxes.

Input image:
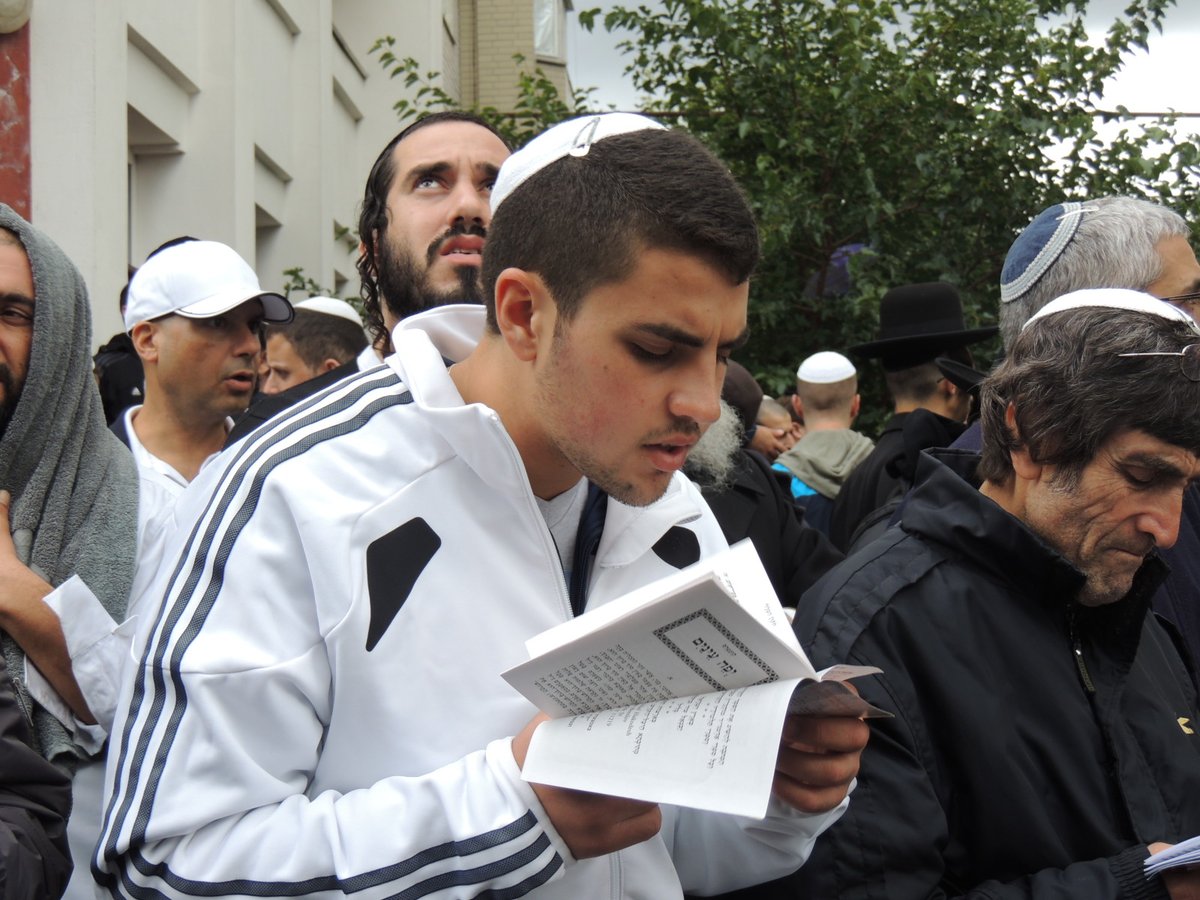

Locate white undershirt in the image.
[535,478,588,583]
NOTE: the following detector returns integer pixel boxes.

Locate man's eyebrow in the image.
[404,161,452,185]
[1120,452,1190,481]
[0,293,34,308]
[632,323,750,351]
[404,161,501,186]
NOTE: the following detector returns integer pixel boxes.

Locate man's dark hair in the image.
[146,235,198,260]
[883,345,973,406]
[978,307,1200,486]
[356,112,510,345]
[482,128,759,330]
[265,308,368,370]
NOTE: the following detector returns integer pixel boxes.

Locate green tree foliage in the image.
[373,3,1199,432]
[370,39,602,147]
[579,0,1199,424]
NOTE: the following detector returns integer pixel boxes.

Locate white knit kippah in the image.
[1023,288,1200,335]
[796,350,857,384]
[490,113,667,213]
[294,296,364,327]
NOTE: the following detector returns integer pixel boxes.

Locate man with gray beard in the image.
[687,400,843,609]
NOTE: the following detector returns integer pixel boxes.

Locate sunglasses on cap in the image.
[1118,343,1200,382]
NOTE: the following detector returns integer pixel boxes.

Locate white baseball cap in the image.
[294,296,364,327]
[490,113,667,213]
[125,240,292,331]
[797,351,856,384]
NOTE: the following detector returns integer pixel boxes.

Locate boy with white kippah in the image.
[772,289,1200,900]
[772,351,873,537]
[97,114,868,899]
[260,298,369,396]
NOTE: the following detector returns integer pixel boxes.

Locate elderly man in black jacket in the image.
[770,289,1200,900]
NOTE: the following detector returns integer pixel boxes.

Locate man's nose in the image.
[448,178,489,229]
[1140,492,1184,550]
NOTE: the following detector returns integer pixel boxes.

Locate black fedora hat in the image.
[935,356,987,395]
[850,282,998,369]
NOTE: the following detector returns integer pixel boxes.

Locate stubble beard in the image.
[378,223,487,323]
[1074,549,1147,607]
[535,329,699,509]
[0,364,22,441]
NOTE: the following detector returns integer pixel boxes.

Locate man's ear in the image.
[790,393,804,421]
[358,238,376,276]
[493,268,553,362]
[129,321,160,364]
[850,393,861,421]
[1005,401,1042,480]
[319,358,341,374]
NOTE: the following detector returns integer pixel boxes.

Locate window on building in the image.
[534,0,563,60]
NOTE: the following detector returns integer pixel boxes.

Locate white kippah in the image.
[294,296,364,327]
[490,113,667,213]
[1023,288,1200,335]
[796,350,856,384]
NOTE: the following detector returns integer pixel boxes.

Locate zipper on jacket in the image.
[1068,607,1096,694]
[493,410,575,619]
[568,483,608,617]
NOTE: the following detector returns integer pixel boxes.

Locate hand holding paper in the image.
[774,698,871,815]
[513,713,663,859]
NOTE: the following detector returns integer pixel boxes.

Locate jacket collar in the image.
[389,306,709,563]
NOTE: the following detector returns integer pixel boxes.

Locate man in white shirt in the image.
[113,239,291,549]
[98,115,869,899]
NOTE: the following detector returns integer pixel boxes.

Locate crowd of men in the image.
[0,108,1197,900]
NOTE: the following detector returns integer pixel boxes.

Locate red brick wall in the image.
[0,24,31,219]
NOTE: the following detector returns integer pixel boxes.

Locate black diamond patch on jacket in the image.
[652,526,700,569]
[365,518,441,651]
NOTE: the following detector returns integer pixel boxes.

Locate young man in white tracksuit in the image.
[96,114,869,899]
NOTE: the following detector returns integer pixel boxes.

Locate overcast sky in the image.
[566,1,1200,115]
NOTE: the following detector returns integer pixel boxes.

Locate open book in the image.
[502,540,887,818]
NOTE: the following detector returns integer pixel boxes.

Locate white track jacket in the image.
[96,305,845,899]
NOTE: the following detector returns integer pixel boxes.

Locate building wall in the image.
[468,0,571,118]
[0,24,31,220]
[23,0,568,346]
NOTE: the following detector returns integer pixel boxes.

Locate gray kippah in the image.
[1000,202,1092,304]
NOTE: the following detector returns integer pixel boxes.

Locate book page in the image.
[524,540,800,658]
[504,577,814,718]
[521,678,801,818]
